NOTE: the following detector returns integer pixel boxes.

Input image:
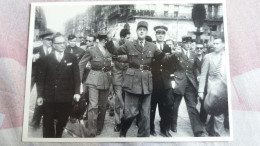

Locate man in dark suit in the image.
[150,25,175,137]
[30,31,53,129]
[37,33,81,138]
[65,34,85,62]
[170,36,206,137]
[194,42,208,124]
[106,21,178,137]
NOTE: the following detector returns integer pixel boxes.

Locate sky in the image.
[41,4,91,33]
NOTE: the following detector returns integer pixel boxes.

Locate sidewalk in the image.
[27,87,230,138]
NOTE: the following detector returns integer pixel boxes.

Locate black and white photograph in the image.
[22,0,232,142]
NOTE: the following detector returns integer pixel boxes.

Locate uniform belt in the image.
[91,67,111,72]
[129,64,150,70]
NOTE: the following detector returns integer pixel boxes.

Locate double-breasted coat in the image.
[37,52,81,103]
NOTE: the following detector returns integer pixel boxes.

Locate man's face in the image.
[53,36,66,53]
[166,40,174,49]
[213,39,224,52]
[156,31,166,42]
[125,34,131,41]
[86,36,94,47]
[136,27,147,40]
[43,37,52,48]
[183,41,191,51]
[196,44,204,55]
[68,38,77,47]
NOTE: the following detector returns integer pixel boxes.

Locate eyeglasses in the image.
[54,42,66,45]
[156,31,166,35]
[86,40,93,42]
[196,47,204,50]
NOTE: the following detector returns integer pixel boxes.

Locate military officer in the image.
[106,21,177,137]
[65,34,85,62]
[79,33,113,137]
[170,36,207,137]
[150,25,176,137]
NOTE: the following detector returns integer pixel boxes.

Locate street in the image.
[27,86,230,138]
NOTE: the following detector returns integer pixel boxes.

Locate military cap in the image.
[137,21,148,30]
[68,34,76,40]
[39,31,53,39]
[182,36,192,43]
[154,25,168,32]
[97,33,107,41]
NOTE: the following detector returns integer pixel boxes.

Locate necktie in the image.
[186,50,189,58]
[140,41,144,50]
[160,44,163,51]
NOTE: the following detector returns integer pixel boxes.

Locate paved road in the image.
[27,87,230,138]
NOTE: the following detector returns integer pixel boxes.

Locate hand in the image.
[37,97,43,106]
[106,29,117,41]
[197,76,200,82]
[198,92,204,101]
[32,53,40,62]
[74,94,81,102]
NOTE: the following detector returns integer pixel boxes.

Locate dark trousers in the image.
[151,88,175,132]
[150,89,162,132]
[172,80,204,136]
[43,102,72,138]
[121,92,151,137]
[30,77,44,127]
[31,104,43,127]
[199,98,208,124]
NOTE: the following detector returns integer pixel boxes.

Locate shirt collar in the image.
[55,51,64,57]
[138,39,145,45]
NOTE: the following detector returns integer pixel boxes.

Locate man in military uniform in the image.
[79,34,113,137]
[150,25,176,137]
[106,21,177,137]
[37,33,81,137]
[171,36,207,137]
[65,34,85,62]
[112,28,130,132]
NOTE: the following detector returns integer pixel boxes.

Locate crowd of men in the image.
[30,20,229,138]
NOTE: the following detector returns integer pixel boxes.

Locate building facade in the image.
[64,4,223,42]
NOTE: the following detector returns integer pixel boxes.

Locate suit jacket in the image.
[79,46,112,90]
[173,49,199,95]
[106,40,175,94]
[65,45,85,62]
[151,44,175,90]
[37,52,80,103]
[198,53,227,93]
